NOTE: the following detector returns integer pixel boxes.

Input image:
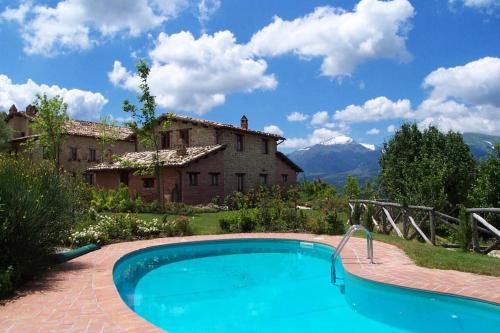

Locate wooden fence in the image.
[348,200,500,254]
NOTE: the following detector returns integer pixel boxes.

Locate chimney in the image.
[240,115,248,130]
[8,104,17,115]
[26,105,38,117]
[176,138,187,156]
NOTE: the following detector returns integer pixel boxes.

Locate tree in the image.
[122,60,172,204]
[379,123,476,210]
[0,112,11,153]
[343,175,360,199]
[362,181,376,200]
[29,94,69,168]
[96,115,121,162]
[469,144,500,209]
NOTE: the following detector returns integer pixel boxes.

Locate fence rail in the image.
[348,199,500,254]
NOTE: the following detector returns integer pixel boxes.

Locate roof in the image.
[276,151,303,172]
[161,114,285,140]
[88,145,226,171]
[64,120,134,141]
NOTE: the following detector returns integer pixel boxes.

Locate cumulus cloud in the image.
[416,57,500,134]
[286,112,308,122]
[333,96,413,123]
[1,0,189,56]
[249,0,414,78]
[109,30,277,114]
[310,111,330,125]
[387,124,396,133]
[281,128,352,149]
[366,128,380,135]
[0,74,107,119]
[449,0,499,14]
[263,125,284,136]
[197,0,221,29]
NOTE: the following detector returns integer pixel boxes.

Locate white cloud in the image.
[249,0,414,78]
[1,0,188,56]
[263,125,284,136]
[449,0,500,14]
[333,96,413,123]
[281,127,352,149]
[416,57,500,134]
[1,2,30,23]
[0,74,107,119]
[387,124,396,133]
[197,0,221,27]
[423,57,500,107]
[286,112,308,122]
[110,30,277,114]
[366,128,380,135]
[311,111,329,125]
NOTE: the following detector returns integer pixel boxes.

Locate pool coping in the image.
[1,233,499,332]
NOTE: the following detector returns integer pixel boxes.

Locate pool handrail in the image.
[331,224,373,283]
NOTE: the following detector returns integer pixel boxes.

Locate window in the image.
[260,173,268,185]
[236,134,244,152]
[188,172,199,186]
[88,148,97,162]
[69,147,78,161]
[236,173,245,192]
[84,173,94,185]
[161,131,171,149]
[120,171,129,185]
[282,174,288,183]
[209,172,220,186]
[262,139,269,154]
[143,178,155,188]
[179,129,190,147]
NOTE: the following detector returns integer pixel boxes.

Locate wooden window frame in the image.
[69,147,78,161]
[262,139,269,154]
[236,134,244,152]
[143,178,155,188]
[88,148,97,162]
[161,131,171,149]
[260,173,268,185]
[236,173,245,192]
[209,172,220,186]
[188,172,199,186]
[282,174,288,183]
[179,129,190,147]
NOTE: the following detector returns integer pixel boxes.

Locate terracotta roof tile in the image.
[64,120,134,140]
[162,114,285,140]
[88,145,226,171]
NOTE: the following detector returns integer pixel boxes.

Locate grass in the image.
[353,232,500,277]
[118,211,499,277]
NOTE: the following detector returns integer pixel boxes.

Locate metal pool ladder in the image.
[331,225,374,284]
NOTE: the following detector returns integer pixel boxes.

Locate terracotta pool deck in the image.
[1,233,499,332]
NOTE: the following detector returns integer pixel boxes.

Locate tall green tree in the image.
[343,175,360,199]
[96,115,121,162]
[0,112,11,152]
[469,144,500,209]
[379,123,476,210]
[29,94,69,168]
[122,60,172,204]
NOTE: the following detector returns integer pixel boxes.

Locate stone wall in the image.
[275,155,298,188]
[161,120,217,147]
[219,130,277,194]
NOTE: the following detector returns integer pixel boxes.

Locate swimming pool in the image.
[113,239,500,333]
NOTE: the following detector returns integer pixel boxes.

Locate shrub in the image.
[219,218,232,232]
[0,157,90,297]
[352,204,362,225]
[307,217,327,234]
[165,216,193,236]
[324,210,345,235]
[362,205,374,232]
[238,209,257,232]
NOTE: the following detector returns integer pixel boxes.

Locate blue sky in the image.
[0,0,499,152]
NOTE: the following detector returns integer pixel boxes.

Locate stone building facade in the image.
[5,105,302,204]
[5,105,137,181]
[90,114,302,204]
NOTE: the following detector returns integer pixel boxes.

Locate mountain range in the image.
[287,132,500,188]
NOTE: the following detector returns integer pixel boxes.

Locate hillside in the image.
[287,132,499,187]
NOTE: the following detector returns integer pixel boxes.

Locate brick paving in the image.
[1,233,499,332]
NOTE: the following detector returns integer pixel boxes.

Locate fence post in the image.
[429,211,436,245]
[470,213,480,253]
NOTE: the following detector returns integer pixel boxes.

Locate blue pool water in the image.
[113,239,500,333]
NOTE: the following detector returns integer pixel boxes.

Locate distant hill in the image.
[287,132,500,187]
[462,132,500,160]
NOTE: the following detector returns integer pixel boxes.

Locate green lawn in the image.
[126,211,499,277]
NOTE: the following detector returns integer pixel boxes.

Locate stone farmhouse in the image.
[4,105,303,204]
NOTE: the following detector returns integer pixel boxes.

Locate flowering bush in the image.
[69,212,192,246]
